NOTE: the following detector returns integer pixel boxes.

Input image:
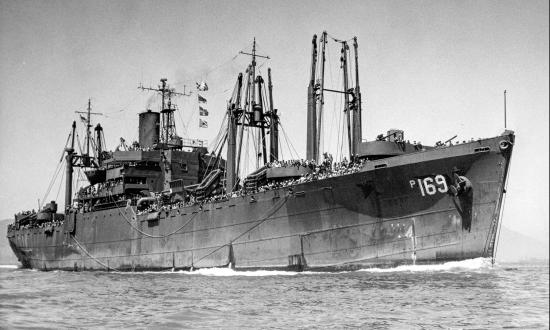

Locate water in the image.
[1,259,548,329]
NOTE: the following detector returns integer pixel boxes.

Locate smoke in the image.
[146,94,159,110]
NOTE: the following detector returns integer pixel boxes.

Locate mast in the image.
[306,34,318,161]
[268,68,279,162]
[85,99,91,157]
[257,76,268,165]
[239,40,270,168]
[161,78,169,143]
[64,121,76,212]
[236,66,252,179]
[352,37,362,150]
[75,98,102,167]
[250,39,257,111]
[341,41,353,159]
[315,31,327,160]
[226,73,243,194]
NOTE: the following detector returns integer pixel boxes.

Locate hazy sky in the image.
[0,0,548,246]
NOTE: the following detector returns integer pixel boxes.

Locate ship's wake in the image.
[173,258,493,276]
[1,258,495,275]
[178,268,302,277]
[357,257,493,273]
[0,264,19,269]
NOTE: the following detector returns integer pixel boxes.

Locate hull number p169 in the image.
[410,175,448,196]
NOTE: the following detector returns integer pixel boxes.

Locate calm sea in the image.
[0,258,548,329]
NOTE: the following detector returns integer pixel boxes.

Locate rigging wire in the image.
[175,106,189,139]
[193,196,288,266]
[76,133,84,156]
[55,162,66,201]
[102,91,142,116]
[41,158,64,209]
[107,192,202,239]
[278,132,285,160]
[175,54,240,87]
[174,40,255,87]
[40,132,71,209]
[279,124,299,160]
[203,127,228,180]
[243,127,250,177]
[184,98,198,137]
[249,122,259,166]
[326,33,354,44]
[71,235,117,271]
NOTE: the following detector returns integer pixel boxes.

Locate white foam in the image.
[113,258,492,275]
[0,265,19,269]
[357,257,492,273]
[180,267,300,277]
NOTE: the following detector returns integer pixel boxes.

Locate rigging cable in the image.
[102,90,142,116]
[278,130,285,160]
[74,167,85,203]
[108,192,201,239]
[193,195,289,266]
[243,127,250,177]
[279,124,299,160]
[326,33,354,44]
[40,133,71,208]
[175,106,189,139]
[203,113,228,178]
[173,39,257,88]
[41,158,64,208]
[203,130,228,180]
[76,133,84,156]
[55,160,66,201]
[71,235,119,271]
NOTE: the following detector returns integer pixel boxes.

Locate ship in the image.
[7,33,514,271]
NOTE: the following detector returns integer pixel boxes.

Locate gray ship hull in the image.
[8,134,513,271]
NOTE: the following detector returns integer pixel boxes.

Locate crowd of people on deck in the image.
[134,156,367,215]
[79,178,129,199]
[126,141,154,152]
[10,153,369,226]
[264,156,366,184]
[9,219,64,231]
[16,210,36,217]
[57,153,367,218]
[114,140,156,152]
[78,194,128,213]
[8,135,486,227]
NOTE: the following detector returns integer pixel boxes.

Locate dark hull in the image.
[8,134,514,271]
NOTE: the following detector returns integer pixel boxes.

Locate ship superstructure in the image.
[7,34,514,271]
